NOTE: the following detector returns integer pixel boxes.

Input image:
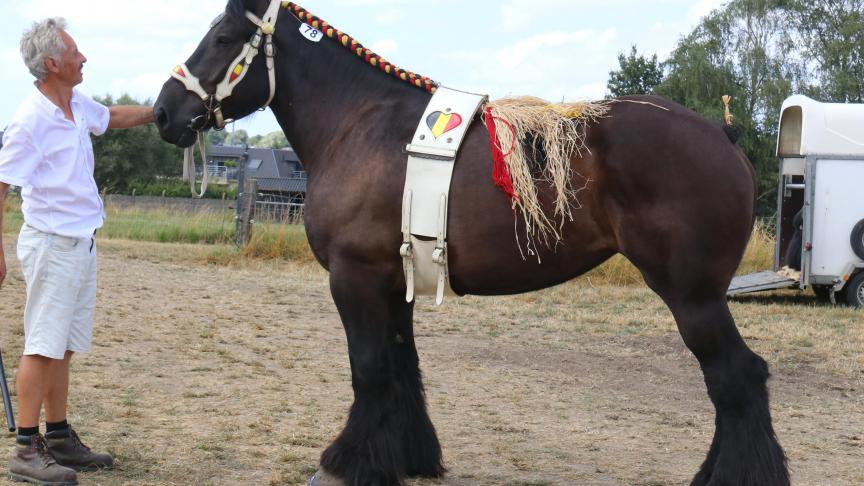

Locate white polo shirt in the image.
[0,88,110,238]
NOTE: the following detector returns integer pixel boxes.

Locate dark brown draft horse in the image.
[154,1,789,484]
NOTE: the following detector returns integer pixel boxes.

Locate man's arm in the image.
[108,105,155,129]
[0,182,8,289]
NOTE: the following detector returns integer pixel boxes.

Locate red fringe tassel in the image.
[483,107,516,201]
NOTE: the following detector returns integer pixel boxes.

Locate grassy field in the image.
[2,197,315,264]
[1,197,775,284]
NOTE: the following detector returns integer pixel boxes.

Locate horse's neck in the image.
[269,27,431,174]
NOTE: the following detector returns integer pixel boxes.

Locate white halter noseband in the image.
[171,0,282,130]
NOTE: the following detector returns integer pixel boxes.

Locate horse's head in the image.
[154,0,281,147]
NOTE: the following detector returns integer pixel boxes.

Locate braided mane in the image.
[284,2,438,93]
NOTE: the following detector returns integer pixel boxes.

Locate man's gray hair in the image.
[20,18,69,81]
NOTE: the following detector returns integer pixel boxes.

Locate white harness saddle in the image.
[401,86,488,305]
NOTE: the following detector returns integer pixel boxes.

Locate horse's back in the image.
[448,95,756,296]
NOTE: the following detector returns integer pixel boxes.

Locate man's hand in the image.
[108,105,155,129]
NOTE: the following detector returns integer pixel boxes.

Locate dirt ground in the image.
[0,238,861,486]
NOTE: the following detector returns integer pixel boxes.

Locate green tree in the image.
[655,0,803,215]
[256,131,289,149]
[223,129,249,146]
[92,94,182,192]
[790,0,864,102]
[207,129,228,147]
[606,45,664,97]
[233,130,287,148]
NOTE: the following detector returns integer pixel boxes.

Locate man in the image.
[0,18,154,485]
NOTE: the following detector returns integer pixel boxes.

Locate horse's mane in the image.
[284,2,438,93]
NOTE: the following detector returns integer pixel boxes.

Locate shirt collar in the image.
[32,86,81,120]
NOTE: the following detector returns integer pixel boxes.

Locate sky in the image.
[0,0,728,137]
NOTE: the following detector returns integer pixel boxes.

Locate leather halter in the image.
[170,0,282,130]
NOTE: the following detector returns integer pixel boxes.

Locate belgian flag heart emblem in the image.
[426,111,463,139]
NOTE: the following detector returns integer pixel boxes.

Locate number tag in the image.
[299,24,322,42]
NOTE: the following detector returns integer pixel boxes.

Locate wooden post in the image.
[235,179,257,247]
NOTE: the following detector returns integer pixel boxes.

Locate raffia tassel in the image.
[722,95,734,126]
[482,97,610,252]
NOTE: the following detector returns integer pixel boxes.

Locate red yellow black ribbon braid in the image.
[283,2,438,94]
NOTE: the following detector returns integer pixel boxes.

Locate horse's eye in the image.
[216,36,232,45]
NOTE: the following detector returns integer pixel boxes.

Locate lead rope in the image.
[183,132,209,198]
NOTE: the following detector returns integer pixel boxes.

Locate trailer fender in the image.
[852,219,864,261]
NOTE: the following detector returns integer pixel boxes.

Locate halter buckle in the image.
[251,33,263,49]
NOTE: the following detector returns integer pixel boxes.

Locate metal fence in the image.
[206,165,239,180]
[254,193,305,224]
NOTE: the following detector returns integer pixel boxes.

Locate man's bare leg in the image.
[16,354,54,428]
[10,354,77,485]
[44,351,73,423]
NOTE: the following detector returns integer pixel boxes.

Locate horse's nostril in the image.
[155,106,169,128]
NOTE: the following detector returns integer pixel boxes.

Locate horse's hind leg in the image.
[658,292,789,486]
[316,263,444,486]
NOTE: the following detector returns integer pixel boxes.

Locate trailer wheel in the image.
[852,220,864,260]
[844,272,864,308]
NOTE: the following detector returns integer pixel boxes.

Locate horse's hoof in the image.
[308,469,346,486]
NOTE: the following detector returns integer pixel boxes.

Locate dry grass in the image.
[737,220,776,275]
[3,197,776,288]
[98,235,862,379]
[0,235,860,486]
[576,221,776,287]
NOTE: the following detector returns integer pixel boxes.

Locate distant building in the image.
[208,144,307,202]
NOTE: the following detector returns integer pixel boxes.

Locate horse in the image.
[153,1,790,485]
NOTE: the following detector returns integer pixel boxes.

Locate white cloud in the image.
[500,5,522,33]
[108,72,174,102]
[336,0,401,6]
[0,0,737,136]
[1,48,19,63]
[562,82,609,101]
[17,0,222,34]
[687,0,729,24]
[499,30,617,70]
[374,9,402,25]
[441,28,618,102]
[369,39,399,59]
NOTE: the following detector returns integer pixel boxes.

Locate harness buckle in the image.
[400,242,413,258]
[251,33,263,49]
[432,245,446,265]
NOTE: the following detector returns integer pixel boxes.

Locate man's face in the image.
[47,30,87,87]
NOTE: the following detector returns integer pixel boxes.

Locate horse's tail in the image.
[723,124,741,144]
[721,95,741,144]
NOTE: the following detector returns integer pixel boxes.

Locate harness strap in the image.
[171,0,282,131]
[183,132,210,199]
[171,0,284,196]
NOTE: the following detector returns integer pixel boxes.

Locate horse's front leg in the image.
[312,262,445,486]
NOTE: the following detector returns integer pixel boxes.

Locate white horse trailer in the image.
[728,95,864,307]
